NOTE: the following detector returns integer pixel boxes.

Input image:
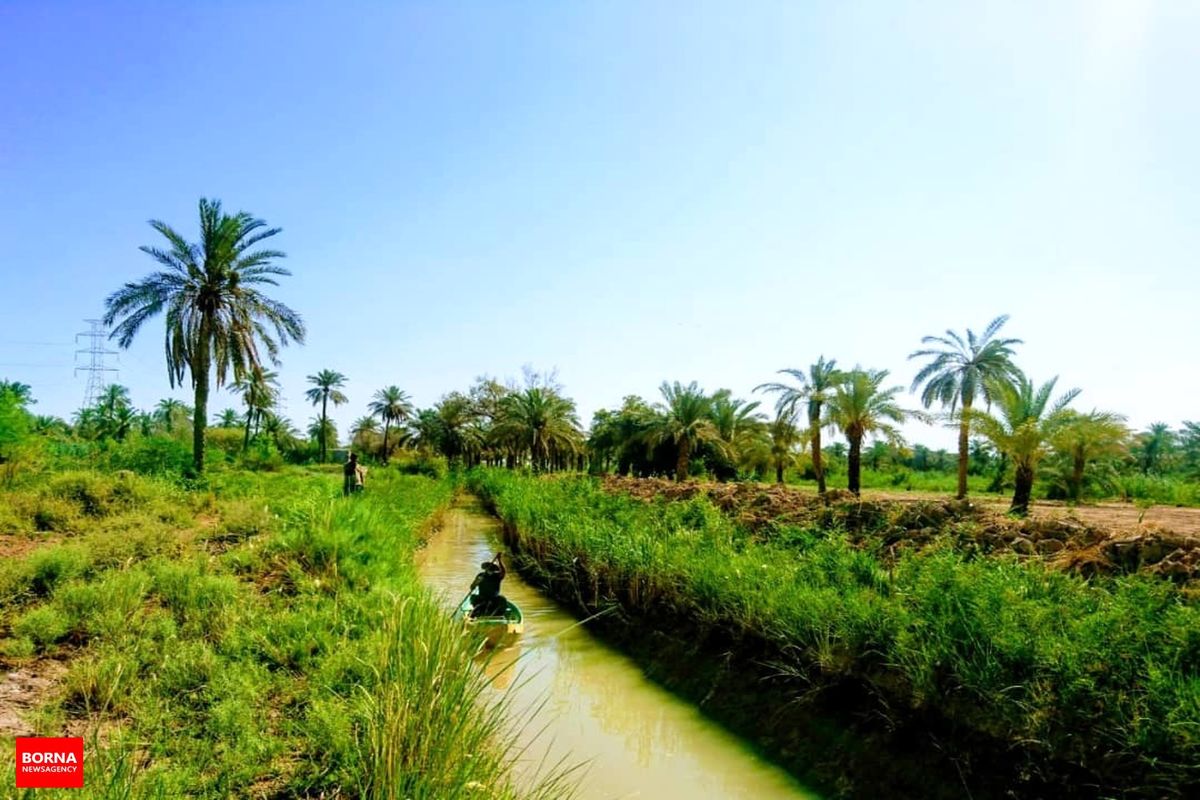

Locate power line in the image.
[75,320,118,407]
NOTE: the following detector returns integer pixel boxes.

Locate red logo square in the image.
[15,737,84,788]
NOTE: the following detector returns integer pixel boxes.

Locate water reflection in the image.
[419,498,819,800]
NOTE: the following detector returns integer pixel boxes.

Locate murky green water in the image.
[419,497,821,800]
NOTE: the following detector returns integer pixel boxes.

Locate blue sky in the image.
[1,1,1196,449]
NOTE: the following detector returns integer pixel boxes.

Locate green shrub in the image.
[390,452,449,480]
[24,546,90,598]
[32,496,78,531]
[13,604,70,649]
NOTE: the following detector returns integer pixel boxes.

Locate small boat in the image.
[456,592,524,646]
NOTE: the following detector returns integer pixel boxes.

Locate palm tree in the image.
[1180,421,1200,478]
[153,398,191,434]
[261,412,297,451]
[1133,422,1176,475]
[368,386,414,463]
[0,381,34,404]
[307,416,338,457]
[908,315,1023,499]
[491,387,584,471]
[1048,410,1129,502]
[645,381,725,481]
[217,408,242,428]
[233,368,279,451]
[103,198,305,473]
[305,370,348,462]
[756,356,843,494]
[351,416,382,455]
[974,376,1079,515]
[765,409,804,483]
[823,368,918,495]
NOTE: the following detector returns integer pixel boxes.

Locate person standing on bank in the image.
[343,452,365,496]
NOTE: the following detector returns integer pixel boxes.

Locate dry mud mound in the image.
[600,476,1200,584]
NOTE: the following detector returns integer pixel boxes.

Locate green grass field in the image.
[0,466,571,799]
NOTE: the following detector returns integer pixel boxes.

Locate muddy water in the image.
[419,498,821,800]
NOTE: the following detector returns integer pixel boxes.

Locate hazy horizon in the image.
[3,1,1197,450]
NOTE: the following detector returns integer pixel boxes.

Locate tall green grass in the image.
[0,467,572,799]
[469,469,1200,796]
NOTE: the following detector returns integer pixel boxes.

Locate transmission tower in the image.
[75,319,119,407]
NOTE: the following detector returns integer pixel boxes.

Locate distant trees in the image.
[368,386,414,463]
[0,381,33,466]
[307,416,338,457]
[305,370,347,462]
[103,198,305,473]
[909,316,1023,499]
[974,376,1079,515]
[1047,410,1129,502]
[234,368,279,451]
[1133,423,1177,475]
[822,369,916,495]
[491,387,583,472]
[644,381,726,481]
[756,356,842,494]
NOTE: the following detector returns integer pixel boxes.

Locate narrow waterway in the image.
[419,496,821,800]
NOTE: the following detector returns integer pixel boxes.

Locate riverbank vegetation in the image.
[0,462,569,798]
[470,469,1200,798]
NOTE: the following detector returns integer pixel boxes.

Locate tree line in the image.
[4,198,1194,516]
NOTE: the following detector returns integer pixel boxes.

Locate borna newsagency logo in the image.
[15,737,84,789]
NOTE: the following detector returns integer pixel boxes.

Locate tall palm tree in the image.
[305,370,348,462]
[103,198,306,473]
[491,387,584,471]
[1048,410,1129,502]
[974,376,1079,515]
[756,356,843,494]
[645,381,725,482]
[823,368,917,495]
[234,368,279,451]
[908,315,1023,499]
[368,386,414,463]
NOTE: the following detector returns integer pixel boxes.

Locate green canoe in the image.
[456,592,524,645]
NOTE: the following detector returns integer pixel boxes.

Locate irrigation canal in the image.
[418,496,821,800]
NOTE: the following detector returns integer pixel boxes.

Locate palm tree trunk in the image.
[775,461,784,484]
[675,439,690,482]
[811,411,826,494]
[320,393,329,463]
[848,433,862,495]
[956,401,971,499]
[1070,454,1085,503]
[1011,463,1035,515]
[243,410,252,452]
[382,420,390,463]
[192,321,211,474]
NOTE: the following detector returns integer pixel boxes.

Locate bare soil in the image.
[0,659,66,737]
[601,477,1200,584]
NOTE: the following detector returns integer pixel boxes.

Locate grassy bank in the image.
[0,466,569,799]
[469,469,1200,799]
